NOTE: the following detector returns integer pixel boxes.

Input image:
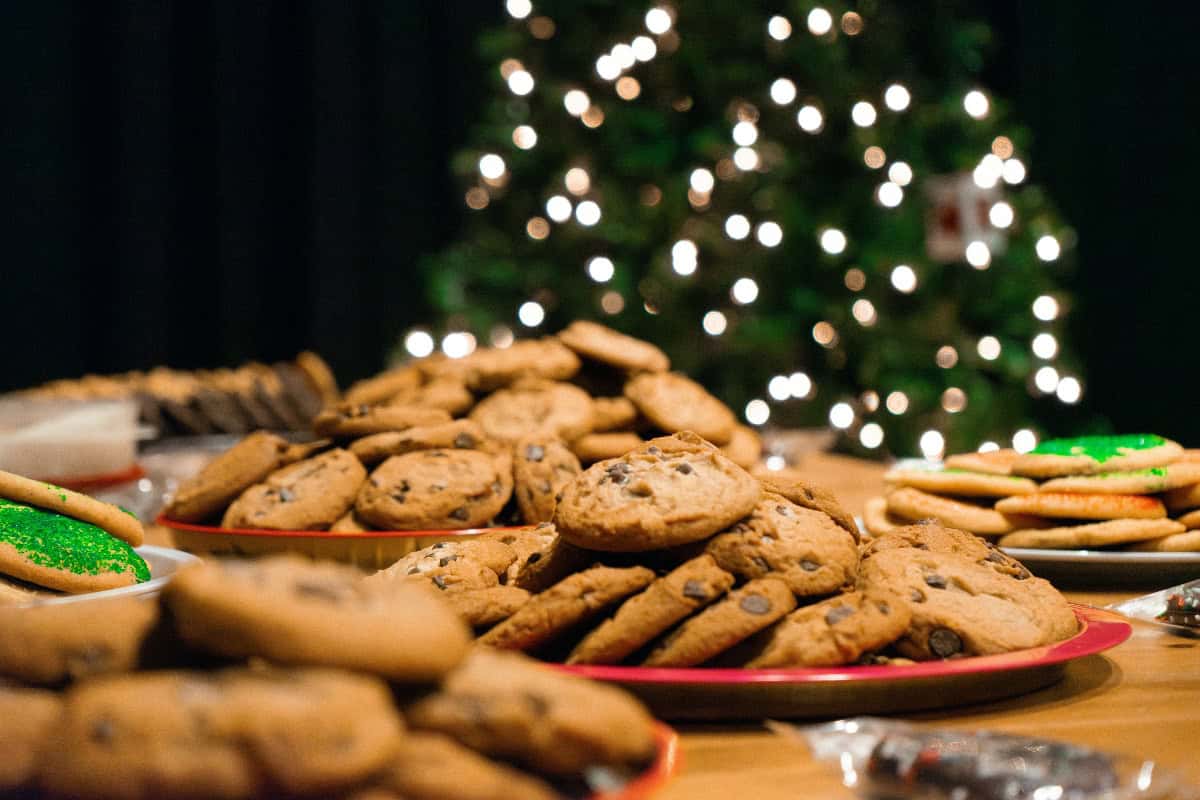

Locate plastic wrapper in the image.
[1108,581,1200,633]
[769,717,1197,799]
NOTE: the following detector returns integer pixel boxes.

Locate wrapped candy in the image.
[1109,580,1200,632]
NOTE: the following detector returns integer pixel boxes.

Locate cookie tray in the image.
[554,605,1130,720]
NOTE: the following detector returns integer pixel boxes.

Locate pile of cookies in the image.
[1,554,660,799]
[163,320,761,531]
[865,434,1200,553]
[0,469,149,604]
[369,432,1079,668]
[13,352,339,438]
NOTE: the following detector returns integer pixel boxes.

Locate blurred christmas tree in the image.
[416,0,1081,458]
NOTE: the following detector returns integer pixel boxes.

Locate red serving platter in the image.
[554,605,1130,720]
[594,723,680,800]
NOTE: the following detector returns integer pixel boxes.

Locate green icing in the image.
[1029,434,1167,463]
[0,499,150,582]
[1091,467,1167,479]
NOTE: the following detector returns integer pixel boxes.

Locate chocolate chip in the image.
[985,551,1007,563]
[761,533,775,542]
[369,477,380,487]
[804,489,814,501]
[526,552,542,564]
[751,555,771,572]
[913,542,929,550]
[295,581,344,602]
[929,627,964,658]
[439,555,459,567]
[775,505,791,516]
[399,480,411,492]
[432,575,448,590]
[523,692,550,716]
[675,463,693,474]
[67,645,112,675]
[555,492,564,503]
[391,493,407,503]
[876,601,890,615]
[1016,569,1031,580]
[740,594,772,615]
[492,481,503,494]
[430,482,446,492]
[647,446,661,455]
[824,605,854,625]
[450,507,469,521]
[525,444,545,462]
[454,433,477,448]
[801,560,820,572]
[910,588,926,603]
[90,717,116,745]
[539,480,553,494]
[407,567,420,575]
[535,521,553,530]
[682,580,710,600]
[924,573,947,589]
[278,487,295,502]
[432,542,446,549]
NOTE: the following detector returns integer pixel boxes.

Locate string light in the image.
[841,11,863,35]
[671,240,698,275]
[575,200,601,226]
[1003,158,1027,184]
[889,264,917,293]
[920,430,946,460]
[797,105,824,133]
[729,277,759,305]
[506,0,532,19]
[768,375,791,401]
[819,228,847,254]
[936,345,959,368]
[851,101,877,127]
[512,125,538,149]
[441,331,477,359]
[616,77,641,100]
[690,168,715,193]
[703,310,727,335]
[478,154,506,180]
[767,15,792,40]
[886,391,909,415]
[518,301,545,327]
[643,184,664,206]
[860,423,884,449]
[595,55,620,81]
[852,298,877,326]
[545,195,572,222]
[564,167,590,195]
[632,35,657,61]
[725,214,751,240]
[564,89,590,116]
[844,268,866,291]
[732,121,758,146]
[861,390,879,412]
[1032,295,1060,321]
[490,325,514,348]
[525,217,550,239]
[829,402,854,429]
[733,147,759,170]
[789,372,813,398]
[1036,235,1061,261]
[587,256,614,282]
[465,187,489,210]
[973,154,1003,189]
[1034,366,1060,393]
[1056,376,1082,404]
[770,78,797,105]
[963,89,990,119]
[645,7,672,34]
[807,7,833,35]
[813,321,838,347]
[529,16,555,39]
[989,201,1014,228]
[884,83,911,111]
[1013,429,1038,453]
[611,43,636,69]
[979,441,1000,453]
[888,162,913,186]
[942,387,967,413]
[977,335,1002,360]
[992,136,1014,159]
[877,182,903,207]
[745,399,770,425]
[864,146,886,169]
[499,58,523,79]
[507,69,534,96]
[756,221,783,247]
[1032,332,1058,359]
[965,240,991,269]
[600,291,625,314]
[404,330,434,358]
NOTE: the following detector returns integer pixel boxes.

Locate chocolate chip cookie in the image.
[469,380,593,443]
[367,537,517,593]
[41,667,405,800]
[222,448,366,530]
[0,686,60,794]
[745,589,912,668]
[623,372,736,445]
[720,424,763,469]
[478,564,655,651]
[165,430,295,522]
[756,471,860,540]
[513,435,582,523]
[554,432,761,552]
[643,577,796,667]
[567,555,735,665]
[165,555,471,680]
[387,374,475,416]
[589,396,639,432]
[406,648,657,775]
[570,432,644,463]
[444,586,533,628]
[861,522,1033,580]
[313,402,451,439]
[485,524,590,591]
[343,364,424,406]
[557,320,670,374]
[355,449,512,530]
[349,420,488,465]
[705,492,859,597]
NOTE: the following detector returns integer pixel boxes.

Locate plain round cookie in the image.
[705,492,859,597]
[883,466,1038,497]
[554,432,761,551]
[886,487,1041,535]
[590,396,639,432]
[469,380,593,443]
[998,518,1185,549]
[557,320,670,373]
[1011,434,1183,478]
[1177,508,1200,529]
[567,555,734,665]
[1038,463,1200,495]
[857,548,1077,659]
[943,448,1020,475]
[313,402,451,439]
[1164,482,1200,512]
[745,590,912,668]
[165,555,471,681]
[1128,529,1200,552]
[720,424,763,470]
[455,338,582,392]
[570,431,644,463]
[40,667,405,800]
[513,435,582,524]
[995,491,1167,520]
[222,449,366,531]
[643,577,796,667]
[165,431,304,523]
[624,372,736,445]
[863,496,904,537]
[0,687,61,794]
[477,564,655,651]
[387,375,475,415]
[0,499,151,593]
[0,468,144,547]
[405,648,657,776]
[0,596,158,685]
[349,420,488,465]
[355,449,511,530]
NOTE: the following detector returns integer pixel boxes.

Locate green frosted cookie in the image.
[1011,434,1183,478]
[0,499,150,593]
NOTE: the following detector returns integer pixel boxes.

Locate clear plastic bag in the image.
[769,717,1197,799]
[1108,581,1200,632]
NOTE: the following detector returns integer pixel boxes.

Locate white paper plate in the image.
[15,545,199,607]
[1000,546,1200,585]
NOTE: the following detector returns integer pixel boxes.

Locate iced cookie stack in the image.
[865,435,1200,552]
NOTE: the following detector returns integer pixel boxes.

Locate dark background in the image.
[3,2,1198,440]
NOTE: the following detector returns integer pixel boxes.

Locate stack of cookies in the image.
[13,352,339,437]
[0,469,149,604]
[865,434,1200,553]
[368,432,1079,668]
[163,320,761,532]
[1,554,660,799]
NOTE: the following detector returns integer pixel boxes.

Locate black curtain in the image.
[3,1,1200,439]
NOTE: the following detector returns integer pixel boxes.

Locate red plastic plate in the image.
[592,723,680,800]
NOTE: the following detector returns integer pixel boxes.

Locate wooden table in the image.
[658,454,1200,799]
